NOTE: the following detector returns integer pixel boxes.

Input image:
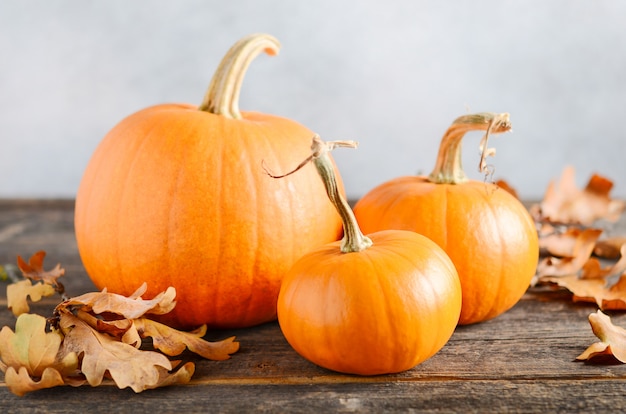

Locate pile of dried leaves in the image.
[529,166,626,309]
[0,252,238,396]
[513,166,626,363]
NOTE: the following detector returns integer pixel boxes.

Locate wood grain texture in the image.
[1,199,626,413]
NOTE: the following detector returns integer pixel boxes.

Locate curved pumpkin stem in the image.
[198,33,281,119]
[264,135,372,253]
[428,112,512,184]
[310,137,373,253]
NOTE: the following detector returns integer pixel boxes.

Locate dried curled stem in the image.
[428,112,512,185]
[264,135,372,253]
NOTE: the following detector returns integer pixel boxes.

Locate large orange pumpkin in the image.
[277,136,462,375]
[74,34,344,329]
[353,113,539,325]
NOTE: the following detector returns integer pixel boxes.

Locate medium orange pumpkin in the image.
[353,113,539,325]
[276,136,462,375]
[74,34,344,329]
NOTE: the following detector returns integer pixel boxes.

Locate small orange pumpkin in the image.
[276,136,462,375]
[353,113,539,325]
[74,34,344,329]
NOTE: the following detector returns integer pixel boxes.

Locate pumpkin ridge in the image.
[167,152,195,322]
[382,183,410,228]
[358,249,393,365]
[441,185,451,253]
[265,126,296,267]
[359,179,404,231]
[404,250,445,362]
[212,121,229,320]
[480,185,507,320]
[371,244,416,369]
[244,132,262,321]
[465,183,504,322]
[115,119,170,296]
[367,235,457,366]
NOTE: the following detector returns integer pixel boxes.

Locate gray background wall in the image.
[1,0,625,200]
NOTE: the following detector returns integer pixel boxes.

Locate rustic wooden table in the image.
[1,199,626,413]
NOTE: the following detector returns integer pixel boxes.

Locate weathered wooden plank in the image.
[2,379,626,413]
[1,199,626,413]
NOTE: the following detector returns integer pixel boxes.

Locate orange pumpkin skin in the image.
[75,104,343,329]
[277,230,462,375]
[353,176,539,325]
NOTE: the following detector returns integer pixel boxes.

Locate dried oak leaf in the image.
[594,237,626,260]
[58,282,176,319]
[536,228,603,279]
[542,273,608,308]
[532,166,625,226]
[601,274,626,310]
[577,310,626,363]
[74,308,140,347]
[539,227,585,258]
[0,313,80,396]
[17,251,65,287]
[6,279,55,316]
[585,244,626,281]
[134,318,240,360]
[3,366,66,397]
[58,312,190,392]
[2,280,238,395]
[146,361,195,390]
[541,245,626,309]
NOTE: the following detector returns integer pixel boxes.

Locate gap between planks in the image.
[3,374,625,390]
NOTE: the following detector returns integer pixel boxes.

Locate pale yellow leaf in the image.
[144,361,195,390]
[0,313,74,378]
[4,366,66,397]
[6,280,55,316]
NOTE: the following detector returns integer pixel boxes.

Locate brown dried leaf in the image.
[6,279,56,316]
[599,274,626,310]
[581,258,613,280]
[144,361,195,390]
[536,228,603,278]
[58,282,176,319]
[535,166,625,226]
[541,274,608,308]
[594,237,626,260]
[539,227,584,258]
[599,244,626,277]
[73,308,138,345]
[577,310,626,362]
[541,246,626,309]
[58,312,179,392]
[134,318,240,360]
[16,251,65,287]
